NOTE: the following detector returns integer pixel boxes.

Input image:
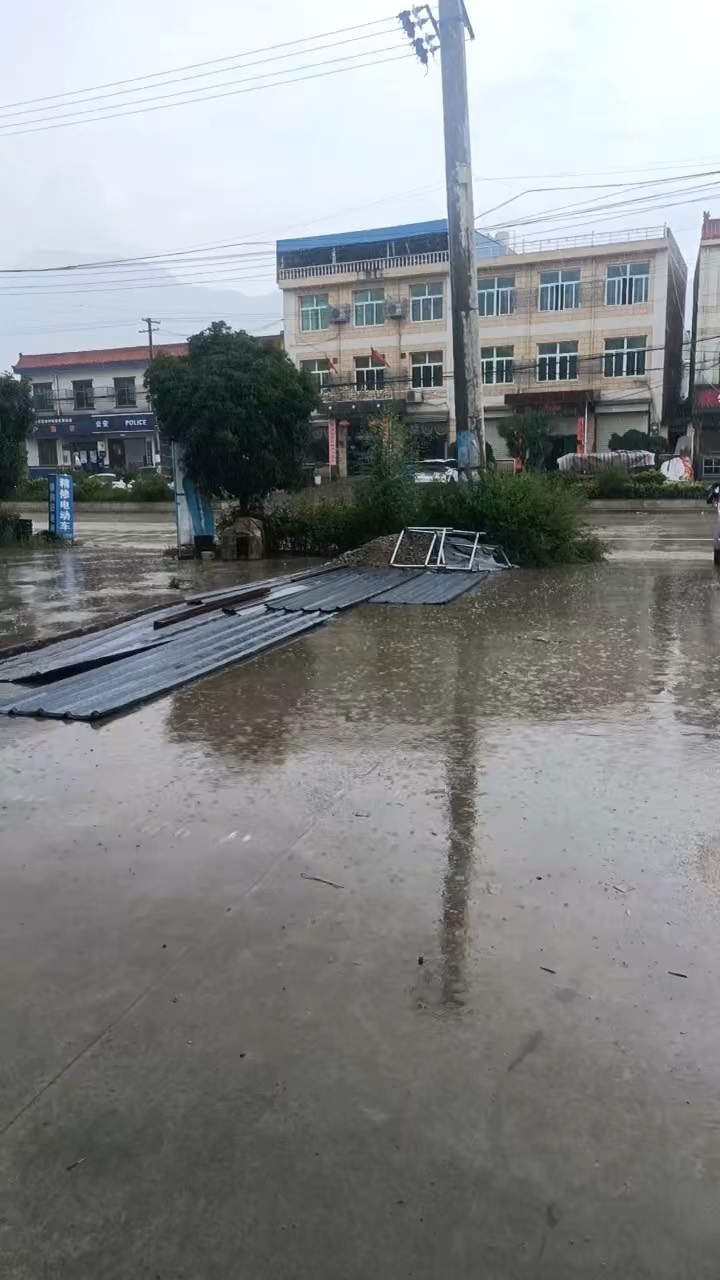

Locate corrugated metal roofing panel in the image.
[0,609,330,721]
[0,609,177,682]
[268,568,421,613]
[371,570,488,605]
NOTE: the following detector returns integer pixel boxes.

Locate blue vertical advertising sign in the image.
[48,473,74,540]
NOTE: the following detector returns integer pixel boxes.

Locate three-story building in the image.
[277,220,686,468]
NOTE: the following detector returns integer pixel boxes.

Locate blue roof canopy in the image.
[277,219,447,254]
[277,218,504,258]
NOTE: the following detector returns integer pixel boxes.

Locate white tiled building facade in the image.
[277,220,687,468]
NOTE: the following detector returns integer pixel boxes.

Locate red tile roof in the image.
[13,342,189,372]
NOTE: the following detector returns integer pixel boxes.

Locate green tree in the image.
[498,410,553,471]
[608,428,668,456]
[0,375,32,499]
[145,322,318,511]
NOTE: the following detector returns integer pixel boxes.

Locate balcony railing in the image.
[278,249,449,282]
[279,227,668,281]
[488,225,667,257]
[33,387,152,415]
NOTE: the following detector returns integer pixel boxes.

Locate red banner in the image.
[328,418,337,468]
[696,388,720,410]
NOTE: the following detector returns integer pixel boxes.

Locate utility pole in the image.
[140,317,160,359]
[437,0,486,468]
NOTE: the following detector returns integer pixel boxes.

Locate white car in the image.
[409,460,459,484]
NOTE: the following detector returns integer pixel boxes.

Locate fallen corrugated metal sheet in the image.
[371,570,488,605]
[0,608,330,721]
[268,568,422,613]
[0,610,176,682]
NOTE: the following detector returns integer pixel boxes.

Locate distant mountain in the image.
[0,251,282,370]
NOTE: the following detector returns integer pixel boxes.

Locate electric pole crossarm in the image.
[140,317,160,360]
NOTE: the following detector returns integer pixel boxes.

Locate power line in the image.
[0,16,397,112]
[0,271,276,298]
[480,178,720,234]
[0,257,278,290]
[0,45,409,135]
[0,50,413,138]
[0,28,399,123]
[475,169,720,223]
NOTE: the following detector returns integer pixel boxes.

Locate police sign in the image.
[48,473,74,540]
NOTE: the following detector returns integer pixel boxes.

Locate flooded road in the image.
[0,511,318,648]
[2,509,720,1278]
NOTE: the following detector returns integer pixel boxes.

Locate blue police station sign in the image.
[48,472,74,540]
[33,412,156,439]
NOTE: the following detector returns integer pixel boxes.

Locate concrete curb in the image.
[2,502,174,515]
[587,499,707,512]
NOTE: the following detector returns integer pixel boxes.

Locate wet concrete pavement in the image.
[2,509,720,1277]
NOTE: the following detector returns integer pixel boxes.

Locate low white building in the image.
[14,342,188,474]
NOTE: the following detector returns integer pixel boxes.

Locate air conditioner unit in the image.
[328,305,351,324]
[385,299,407,319]
[406,389,424,404]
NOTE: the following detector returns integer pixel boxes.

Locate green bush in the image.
[10,476,49,501]
[266,471,603,566]
[130,473,173,501]
[645,481,706,499]
[630,470,666,488]
[591,467,633,498]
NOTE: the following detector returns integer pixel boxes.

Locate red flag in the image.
[324,353,338,371]
[370,348,390,368]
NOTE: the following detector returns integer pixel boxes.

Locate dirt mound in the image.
[331,535,400,568]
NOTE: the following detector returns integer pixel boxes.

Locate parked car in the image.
[407,460,459,484]
[93,472,131,490]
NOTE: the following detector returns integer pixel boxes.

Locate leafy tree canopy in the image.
[145,322,318,510]
[498,410,553,471]
[0,375,32,499]
[608,428,668,454]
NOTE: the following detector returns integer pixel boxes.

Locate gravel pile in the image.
[330,531,434,568]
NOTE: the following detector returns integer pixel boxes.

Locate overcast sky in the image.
[2,0,718,369]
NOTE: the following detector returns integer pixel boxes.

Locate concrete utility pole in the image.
[438,0,486,467]
[140,317,160,359]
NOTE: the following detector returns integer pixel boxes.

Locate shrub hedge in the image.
[10,473,173,502]
[266,472,603,567]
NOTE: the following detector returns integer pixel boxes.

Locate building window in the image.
[603,336,647,377]
[481,345,514,384]
[477,275,515,317]
[410,282,443,322]
[606,262,649,306]
[72,379,94,409]
[354,288,384,327]
[300,294,329,332]
[538,268,581,312]
[703,456,720,477]
[32,382,54,412]
[300,359,331,390]
[411,351,443,388]
[537,341,578,382]
[114,376,136,407]
[355,356,385,391]
[37,438,58,466]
